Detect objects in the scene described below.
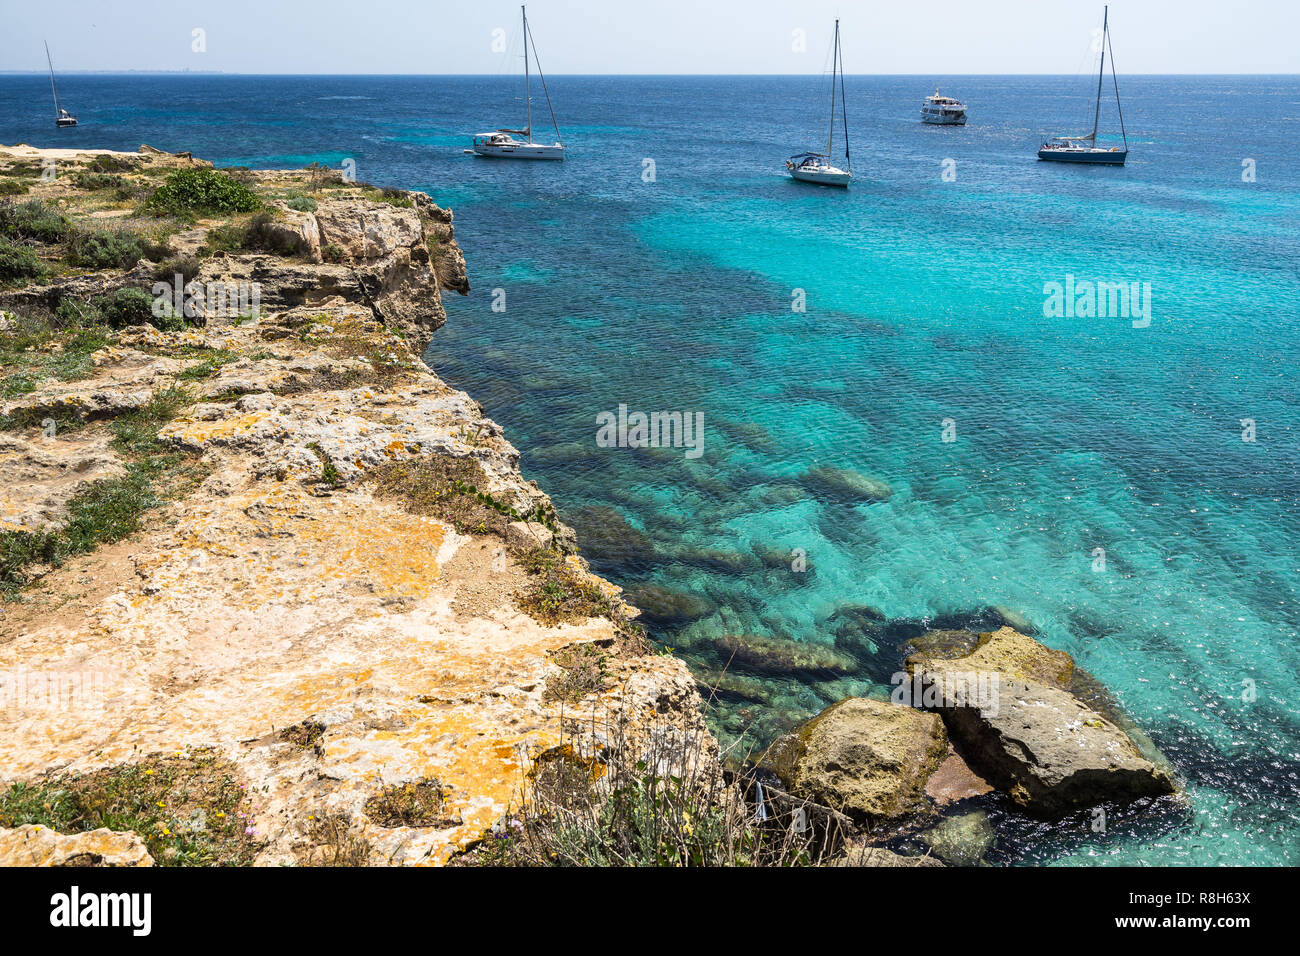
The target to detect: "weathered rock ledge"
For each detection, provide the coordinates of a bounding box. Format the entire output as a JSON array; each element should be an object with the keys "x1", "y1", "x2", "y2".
[{"x1": 0, "y1": 145, "x2": 709, "y2": 866}]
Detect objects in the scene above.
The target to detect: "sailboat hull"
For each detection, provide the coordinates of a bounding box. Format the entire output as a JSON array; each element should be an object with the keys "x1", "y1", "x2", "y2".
[
  {"x1": 55, "y1": 118, "x2": 77, "y2": 128},
  {"x1": 789, "y1": 166, "x2": 851, "y2": 187},
  {"x1": 472, "y1": 142, "x2": 564, "y2": 160},
  {"x1": 1038, "y1": 148, "x2": 1127, "y2": 165}
]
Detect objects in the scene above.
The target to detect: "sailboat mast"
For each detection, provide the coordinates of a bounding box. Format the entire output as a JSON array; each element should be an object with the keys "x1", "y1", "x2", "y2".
[
  {"x1": 839, "y1": 25, "x2": 850, "y2": 169},
  {"x1": 1091, "y1": 6, "x2": 1108, "y2": 141},
  {"x1": 523, "y1": 6, "x2": 532, "y2": 143},
  {"x1": 45, "y1": 41, "x2": 61, "y2": 118},
  {"x1": 1107, "y1": 18, "x2": 1127, "y2": 149},
  {"x1": 827, "y1": 19, "x2": 839, "y2": 157}
]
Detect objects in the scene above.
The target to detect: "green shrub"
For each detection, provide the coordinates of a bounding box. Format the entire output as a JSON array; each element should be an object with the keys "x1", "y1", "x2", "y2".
[
  {"x1": 53, "y1": 296, "x2": 101, "y2": 328},
  {"x1": 0, "y1": 179, "x2": 29, "y2": 197},
  {"x1": 379, "y1": 188, "x2": 414, "y2": 208},
  {"x1": 0, "y1": 199, "x2": 69, "y2": 243},
  {"x1": 87, "y1": 154, "x2": 138, "y2": 173},
  {"x1": 153, "y1": 253, "x2": 201, "y2": 284},
  {"x1": 72, "y1": 171, "x2": 125, "y2": 191},
  {"x1": 65, "y1": 229, "x2": 158, "y2": 270},
  {"x1": 145, "y1": 168, "x2": 262, "y2": 217},
  {"x1": 243, "y1": 212, "x2": 308, "y2": 256},
  {"x1": 285, "y1": 194, "x2": 318, "y2": 213},
  {"x1": 93, "y1": 287, "x2": 160, "y2": 328},
  {"x1": 0, "y1": 239, "x2": 47, "y2": 285}
]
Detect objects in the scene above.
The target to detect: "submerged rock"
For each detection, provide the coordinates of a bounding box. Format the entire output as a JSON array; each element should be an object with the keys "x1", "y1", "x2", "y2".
[
  {"x1": 800, "y1": 465, "x2": 893, "y2": 503},
  {"x1": 829, "y1": 604, "x2": 889, "y2": 663},
  {"x1": 622, "y1": 583, "x2": 715, "y2": 630},
  {"x1": 673, "y1": 545, "x2": 756, "y2": 574},
  {"x1": 919, "y1": 809, "x2": 996, "y2": 867},
  {"x1": 566, "y1": 505, "x2": 658, "y2": 572},
  {"x1": 714, "y1": 633, "x2": 857, "y2": 678},
  {"x1": 758, "y1": 697, "x2": 947, "y2": 826}
]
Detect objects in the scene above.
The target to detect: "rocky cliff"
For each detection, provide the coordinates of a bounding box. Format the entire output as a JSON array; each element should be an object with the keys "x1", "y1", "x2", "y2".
[{"x1": 0, "y1": 145, "x2": 709, "y2": 865}]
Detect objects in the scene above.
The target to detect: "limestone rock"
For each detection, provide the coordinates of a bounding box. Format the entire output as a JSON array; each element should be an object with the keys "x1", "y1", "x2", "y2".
[
  {"x1": 924, "y1": 748, "x2": 994, "y2": 806},
  {"x1": 0, "y1": 825, "x2": 153, "y2": 867},
  {"x1": 262, "y1": 206, "x2": 322, "y2": 262},
  {"x1": 907, "y1": 627, "x2": 1176, "y2": 816},
  {"x1": 505, "y1": 520, "x2": 554, "y2": 552},
  {"x1": 925, "y1": 670, "x2": 1174, "y2": 817},
  {"x1": 0, "y1": 347, "x2": 197, "y2": 423},
  {"x1": 0, "y1": 430, "x2": 125, "y2": 532},
  {"x1": 759, "y1": 697, "x2": 947, "y2": 825},
  {"x1": 907, "y1": 625, "x2": 1074, "y2": 688}
]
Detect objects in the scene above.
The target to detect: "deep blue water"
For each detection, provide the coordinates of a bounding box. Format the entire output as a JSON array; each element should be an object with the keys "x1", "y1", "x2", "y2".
[{"x1": 2, "y1": 73, "x2": 1298, "y2": 866}]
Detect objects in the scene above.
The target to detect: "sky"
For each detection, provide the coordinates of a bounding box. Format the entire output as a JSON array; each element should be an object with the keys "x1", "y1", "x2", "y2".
[{"x1": 1, "y1": 0, "x2": 1297, "y2": 75}]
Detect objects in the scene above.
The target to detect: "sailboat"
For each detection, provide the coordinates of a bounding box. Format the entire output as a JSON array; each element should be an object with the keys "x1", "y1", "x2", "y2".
[
  {"x1": 45, "y1": 41, "x2": 77, "y2": 128},
  {"x1": 786, "y1": 19, "x2": 851, "y2": 187},
  {"x1": 471, "y1": 6, "x2": 563, "y2": 160},
  {"x1": 1038, "y1": 6, "x2": 1127, "y2": 165}
]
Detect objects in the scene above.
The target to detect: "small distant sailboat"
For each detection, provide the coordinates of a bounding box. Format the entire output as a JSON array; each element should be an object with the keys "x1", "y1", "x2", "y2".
[
  {"x1": 921, "y1": 86, "x2": 967, "y2": 125},
  {"x1": 471, "y1": 6, "x2": 563, "y2": 160},
  {"x1": 786, "y1": 19, "x2": 851, "y2": 187},
  {"x1": 46, "y1": 41, "x2": 77, "y2": 128},
  {"x1": 1039, "y1": 6, "x2": 1128, "y2": 165}
]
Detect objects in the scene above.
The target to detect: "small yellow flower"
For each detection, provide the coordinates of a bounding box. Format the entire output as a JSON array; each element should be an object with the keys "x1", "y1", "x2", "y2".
[{"x1": 161, "y1": 828, "x2": 171, "y2": 836}]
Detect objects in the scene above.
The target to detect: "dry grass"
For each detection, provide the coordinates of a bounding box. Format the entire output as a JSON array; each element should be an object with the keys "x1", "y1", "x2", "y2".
[
  {"x1": 461, "y1": 712, "x2": 844, "y2": 867},
  {"x1": 363, "y1": 779, "x2": 459, "y2": 828},
  {"x1": 305, "y1": 812, "x2": 373, "y2": 866}
]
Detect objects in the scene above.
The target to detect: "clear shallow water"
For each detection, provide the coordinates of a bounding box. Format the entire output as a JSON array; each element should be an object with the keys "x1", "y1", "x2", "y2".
[{"x1": 2, "y1": 74, "x2": 1297, "y2": 865}]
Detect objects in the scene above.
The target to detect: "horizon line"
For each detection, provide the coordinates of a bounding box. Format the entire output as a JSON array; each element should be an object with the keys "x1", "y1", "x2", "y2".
[{"x1": 3, "y1": 71, "x2": 1300, "y2": 78}]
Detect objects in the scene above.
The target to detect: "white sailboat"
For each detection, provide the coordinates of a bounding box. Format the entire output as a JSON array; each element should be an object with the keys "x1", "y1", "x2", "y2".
[
  {"x1": 472, "y1": 6, "x2": 563, "y2": 160},
  {"x1": 786, "y1": 20, "x2": 851, "y2": 187},
  {"x1": 46, "y1": 41, "x2": 77, "y2": 128}
]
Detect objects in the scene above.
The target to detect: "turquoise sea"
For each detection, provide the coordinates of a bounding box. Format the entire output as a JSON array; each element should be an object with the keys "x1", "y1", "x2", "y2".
[{"x1": 1, "y1": 73, "x2": 1297, "y2": 865}]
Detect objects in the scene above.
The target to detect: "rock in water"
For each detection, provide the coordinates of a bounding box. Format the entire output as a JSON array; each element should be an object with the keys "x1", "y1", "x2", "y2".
[
  {"x1": 908, "y1": 631, "x2": 1176, "y2": 817},
  {"x1": 800, "y1": 466, "x2": 893, "y2": 503},
  {"x1": 907, "y1": 625, "x2": 1075, "y2": 688},
  {"x1": 919, "y1": 809, "x2": 996, "y2": 866},
  {"x1": 759, "y1": 697, "x2": 947, "y2": 826},
  {"x1": 622, "y1": 583, "x2": 715, "y2": 629},
  {"x1": 714, "y1": 633, "x2": 858, "y2": 678}
]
